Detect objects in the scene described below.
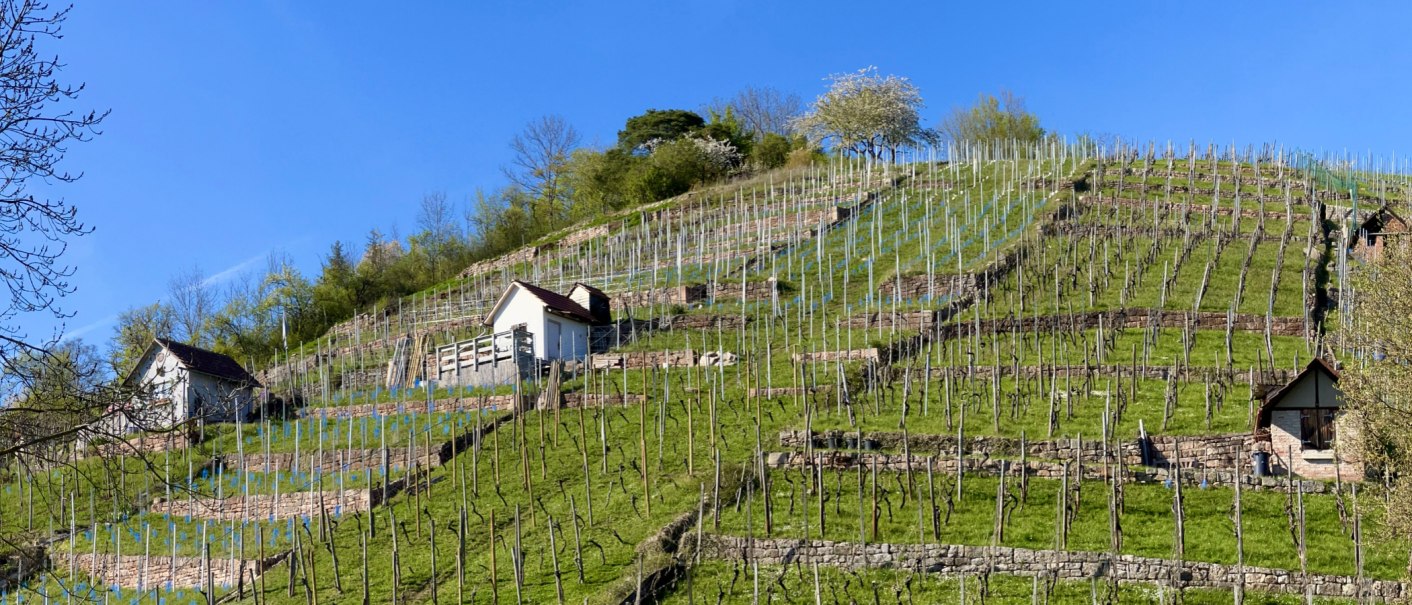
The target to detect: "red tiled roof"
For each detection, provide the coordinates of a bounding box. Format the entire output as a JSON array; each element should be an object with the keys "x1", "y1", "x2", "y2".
[{"x1": 483, "y1": 281, "x2": 597, "y2": 326}]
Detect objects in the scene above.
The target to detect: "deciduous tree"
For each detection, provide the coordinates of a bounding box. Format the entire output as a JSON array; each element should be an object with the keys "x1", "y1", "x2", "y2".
[
  {"x1": 1338, "y1": 237, "x2": 1412, "y2": 539},
  {"x1": 938, "y1": 90, "x2": 1045, "y2": 147},
  {"x1": 793, "y1": 67, "x2": 930, "y2": 161}
]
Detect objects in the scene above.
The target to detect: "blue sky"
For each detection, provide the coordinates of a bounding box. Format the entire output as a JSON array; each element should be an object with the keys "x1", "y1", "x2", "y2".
[{"x1": 23, "y1": 1, "x2": 1412, "y2": 348}]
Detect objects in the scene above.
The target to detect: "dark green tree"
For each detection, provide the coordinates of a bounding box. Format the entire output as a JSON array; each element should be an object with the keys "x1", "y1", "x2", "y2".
[
  {"x1": 754, "y1": 133, "x2": 793, "y2": 169},
  {"x1": 617, "y1": 109, "x2": 705, "y2": 151}
]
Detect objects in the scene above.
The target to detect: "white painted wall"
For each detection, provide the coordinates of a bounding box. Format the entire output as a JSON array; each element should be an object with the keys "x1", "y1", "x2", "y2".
[
  {"x1": 489, "y1": 284, "x2": 591, "y2": 361},
  {"x1": 118, "y1": 345, "x2": 256, "y2": 433},
  {"x1": 546, "y1": 316, "x2": 590, "y2": 361},
  {"x1": 126, "y1": 347, "x2": 187, "y2": 431}
]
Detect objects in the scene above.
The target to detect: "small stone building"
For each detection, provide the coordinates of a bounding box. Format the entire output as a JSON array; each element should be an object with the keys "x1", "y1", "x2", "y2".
[
  {"x1": 1254, "y1": 358, "x2": 1363, "y2": 480},
  {"x1": 108, "y1": 338, "x2": 261, "y2": 434},
  {"x1": 1349, "y1": 205, "x2": 1408, "y2": 263},
  {"x1": 484, "y1": 281, "x2": 610, "y2": 362}
]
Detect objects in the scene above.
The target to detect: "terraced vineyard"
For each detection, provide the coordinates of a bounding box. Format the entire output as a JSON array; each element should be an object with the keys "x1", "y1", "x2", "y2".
[{"x1": 7, "y1": 143, "x2": 1411, "y2": 604}]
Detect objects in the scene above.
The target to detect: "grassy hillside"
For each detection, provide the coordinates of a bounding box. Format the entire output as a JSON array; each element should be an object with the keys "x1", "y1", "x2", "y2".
[{"x1": 7, "y1": 145, "x2": 1408, "y2": 604}]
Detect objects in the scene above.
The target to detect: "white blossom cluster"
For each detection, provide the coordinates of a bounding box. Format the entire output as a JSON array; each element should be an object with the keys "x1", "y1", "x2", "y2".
[{"x1": 686, "y1": 136, "x2": 742, "y2": 172}]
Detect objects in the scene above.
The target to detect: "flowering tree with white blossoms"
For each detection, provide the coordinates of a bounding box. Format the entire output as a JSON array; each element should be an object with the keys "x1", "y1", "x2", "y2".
[
  {"x1": 794, "y1": 67, "x2": 933, "y2": 161},
  {"x1": 688, "y1": 136, "x2": 743, "y2": 175}
]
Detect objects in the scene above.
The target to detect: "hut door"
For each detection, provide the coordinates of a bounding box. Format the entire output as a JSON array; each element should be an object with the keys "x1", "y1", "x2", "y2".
[{"x1": 546, "y1": 319, "x2": 562, "y2": 359}]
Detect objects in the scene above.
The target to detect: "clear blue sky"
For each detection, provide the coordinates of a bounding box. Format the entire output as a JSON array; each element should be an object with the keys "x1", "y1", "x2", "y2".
[{"x1": 26, "y1": 1, "x2": 1412, "y2": 347}]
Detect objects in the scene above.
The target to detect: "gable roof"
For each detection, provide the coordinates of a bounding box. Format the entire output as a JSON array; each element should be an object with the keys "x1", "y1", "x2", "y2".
[
  {"x1": 125, "y1": 339, "x2": 262, "y2": 387},
  {"x1": 483, "y1": 281, "x2": 596, "y2": 326},
  {"x1": 569, "y1": 282, "x2": 608, "y2": 299},
  {"x1": 1352, "y1": 205, "x2": 1409, "y2": 246},
  {"x1": 1255, "y1": 357, "x2": 1340, "y2": 432}
]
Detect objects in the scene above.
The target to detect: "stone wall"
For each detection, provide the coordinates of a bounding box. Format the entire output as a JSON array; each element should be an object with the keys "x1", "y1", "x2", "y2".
[
  {"x1": 90, "y1": 432, "x2": 191, "y2": 458},
  {"x1": 222, "y1": 447, "x2": 439, "y2": 474},
  {"x1": 457, "y1": 246, "x2": 538, "y2": 280},
  {"x1": 298, "y1": 395, "x2": 519, "y2": 419},
  {"x1": 763, "y1": 450, "x2": 1336, "y2": 494},
  {"x1": 590, "y1": 350, "x2": 697, "y2": 369},
  {"x1": 918, "y1": 364, "x2": 1295, "y2": 386},
  {"x1": 557, "y1": 223, "x2": 611, "y2": 248},
  {"x1": 876, "y1": 275, "x2": 979, "y2": 303},
  {"x1": 557, "y1": 393, "x2": 647, "y2": 408},
  {"x1": 612, "y1": 285, "x2": 708, "y2": 309},
  {"x1": 710, "y1": 279, "x2": 779, "y2": 303},
  {"x1": 149, "y1": 489, "x2": 375, "y2": 521},
  {"x1": 840, "y1": 311, "x2": 939, "y2": 331},
  {"x1": 692, "y1": 535, "x2": 1403, "y2": 600},
  {"x1": 782, "y1": 429, "x2": 1271, "y2": 476},
  {"x1": 1268, "y1": 410, "x2": 1364, "y2": 480},
  {"x1": 792, "y1": 349, "x2": 879, "y2": 364},
  {"x1": 69, "y1": 553, "x2": 285, "y2": 590}
]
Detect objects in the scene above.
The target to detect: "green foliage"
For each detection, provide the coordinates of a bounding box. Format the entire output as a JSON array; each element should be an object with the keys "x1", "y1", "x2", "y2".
[
  {"x1": 109, "y1": 303, "x2": 173, "y2": 374},
  {"x1": 940, "y1": 90, "x2": 1045, "y2": 146},
  {"x1": 311, "y1": 241, "x2": 356, "y2": 323},
  {"x1": 564, "y1": 147, "x2": 642, "y2": 219},
  {"x1": 795, "y1": 67, "x2": 931, "y2": 160},
  {"x1": 754, "y1": 133, "x2": 793, "y2": 169},
  {"x1": 700, "y1": 106, "x2": 753, "y2": 158},
  {"x1": 617, "y1": 108, "x2": 705, "y2": 151}
]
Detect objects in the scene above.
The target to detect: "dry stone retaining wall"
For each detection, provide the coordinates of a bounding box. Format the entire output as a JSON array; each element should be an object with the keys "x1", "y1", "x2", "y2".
[
  {"x1": 149, "y1": 489, "x2": 374, "y2": 521},
  {"x1": 764, "y1": 450, "x2": 1335, "y2": 494},
  {"x1": 612, "y1": 285, "x2": 708, "y2": 309},
  {"x1": 590, "y1": 350, "x2": 697, "y2": 369},
  {"x1": 792, "y1": 349, "x2": 879, "y2": 363},
  {"x1": 69, "y1": 553, "x2": 283, "y2": 590},
  {"x1": 781, "y1": 430, "x2": 1259, "y2": 474},
  {"x1": 457, "y1": 246, "x2": 538, "y2": 280},
  {"x1": 841, "y1": 310, "x2": 939, "y2": 331},
  {"x1": 876, "y1": 275, "x2": 980, "y2": 304},
  {"x1": 692, "y1": 535, "x2": 1403, "y2": 600},
  {"x1": 223, "y1": 447, "x2": 439, "y2": 474},
  {"x1": 915, "y1": 364, "x2": 1294, "y2": 386},
  {"x1": 299, "y1": 395, "x2": 518, "y2": 419}
]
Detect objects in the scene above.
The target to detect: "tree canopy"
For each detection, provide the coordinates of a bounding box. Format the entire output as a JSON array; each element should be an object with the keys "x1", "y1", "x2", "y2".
[
  {"x1": 793, "y1": 67, "x2": 931, "y2": 161},
  {"x1": 1337, "y1": 237, "x2": 1412, "y2": 539},
  {"x1": 617, "y1": 109, "x2": 706, "y2": 151},
  {"x1": 939, "y1": 90, "x2": 1045, "y2": 146}
]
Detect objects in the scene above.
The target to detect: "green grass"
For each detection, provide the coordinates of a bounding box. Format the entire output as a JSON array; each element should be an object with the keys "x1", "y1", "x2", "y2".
[
  {"x1": 661, "y1": 561, "x2": 1352, "y2": 604},
  {"x1": 714, "y1": 471, "x2": 1404, "y2": 580},
  {"x1": 808, "y1": 375, "x2": 1253, "y2": 439}
]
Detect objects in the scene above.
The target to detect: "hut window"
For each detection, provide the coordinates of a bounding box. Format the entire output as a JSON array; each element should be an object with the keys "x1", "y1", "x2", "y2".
[{"x1": 1299, "y1": 408, "x2": 1336, "y2": 450}]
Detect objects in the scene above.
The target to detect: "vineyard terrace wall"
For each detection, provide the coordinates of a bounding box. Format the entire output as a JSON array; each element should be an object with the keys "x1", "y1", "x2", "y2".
[{"x1": 691, "y1": 535, "x2": 1404, "y2": 600}]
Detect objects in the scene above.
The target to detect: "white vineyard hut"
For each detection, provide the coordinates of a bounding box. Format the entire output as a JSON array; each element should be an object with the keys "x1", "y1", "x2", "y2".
[{"x1": 484, "y1": 281, "x2": 610, "y2": 361}]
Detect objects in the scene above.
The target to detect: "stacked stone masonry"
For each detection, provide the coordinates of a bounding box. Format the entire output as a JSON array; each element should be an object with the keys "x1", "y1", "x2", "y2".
[
  {"x1": 915, "y1": 364, "x2": 1295, "y2": 386},
  {"x1": 222, "y1": 447, "x2": 439, "y2": 474},
  {"x1": 299, "y1": 395, "x2": 518, "y2": 419},
  {"x1": 69, "y1": 553, "x2": 284, "y2": 590},
  {"x1": 763, "y1": 450, "x2": 1336, "y2": 494},
  {"x1": 149, "y1": 489, "x2": 375, "y2": 521},
  {"x1": 792, "y1": 349, "x2": 879, "y2": 363},
  {"x1": 693, "y1": 535, "x2": 1403, "y2": 600},
  {"x1": 590, "y1": 350, "x2": 697, "y2": 369},
  {"x1": 778, "y1": 429, "x2": 1350, "y2": 488}
]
